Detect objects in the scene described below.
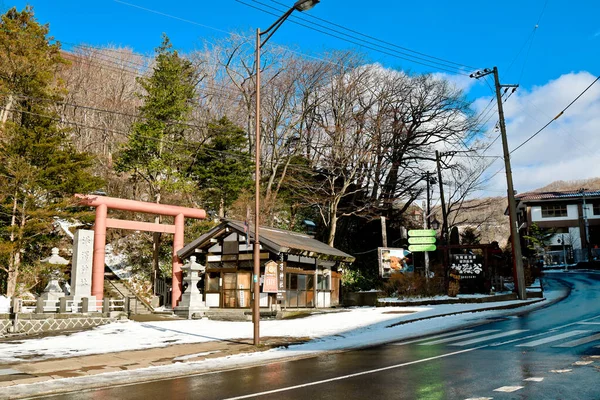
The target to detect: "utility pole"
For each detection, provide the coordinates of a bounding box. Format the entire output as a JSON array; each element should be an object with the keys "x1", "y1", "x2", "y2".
[
  {"x1": 580, "y1": 188, "x2": 591, "y2": 262},
  {"x1": 435, "y1": 151, "x2": 451, "y2": 291},
  {"x1": 470, "y1": 67, "x2": 526, "y2": 300},
  {"x1": 422, "y1": 201, "x2": 430, "y2": 282},
  {"x1": 425, "y1": 171, "x2": 432, "y2": 229},
  {"x1": 381, "y1": 216, "x2": 388, "y2": 248},
  {"x1": 561, "y1": 234, "x2": 567, "y2": 271},
  {"x1": 435, "y1": 151, "x2": 449, "y2": 244}
]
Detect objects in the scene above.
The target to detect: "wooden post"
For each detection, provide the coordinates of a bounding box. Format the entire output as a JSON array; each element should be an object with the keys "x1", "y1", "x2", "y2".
[{"x1": 381, "y1": 216, "x2": 388, "y2": 247}]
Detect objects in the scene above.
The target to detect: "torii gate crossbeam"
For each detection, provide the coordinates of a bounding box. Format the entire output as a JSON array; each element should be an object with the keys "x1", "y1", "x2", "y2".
[{"x1": 77, "y1": 194, "x2": 206, "y2": 307}]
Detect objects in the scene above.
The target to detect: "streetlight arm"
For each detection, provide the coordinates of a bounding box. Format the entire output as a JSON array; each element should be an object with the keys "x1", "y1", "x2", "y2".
[
  {"x1": 259, "y1": 7, "x2": 295, "y2": 47},
  {"x1": 259, "y1": 0, "x2": 319, "y2": 47}
]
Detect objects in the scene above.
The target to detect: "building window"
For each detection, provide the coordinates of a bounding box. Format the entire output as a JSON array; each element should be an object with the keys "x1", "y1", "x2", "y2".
[
  {"x1": 594, "y1": 203, "x2": 600, "y2": 215},
  {"x1": 286, "y1": 273, "x2": 315, "y2": 308},
  {"x1": 541, "y1": 205, "x2": 567, "y2": 218}
]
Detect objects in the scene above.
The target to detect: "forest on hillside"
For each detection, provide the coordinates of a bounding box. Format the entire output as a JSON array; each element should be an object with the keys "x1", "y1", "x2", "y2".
[{"x1": 0, "y1": 6, "x2": 520, "y2": 297}]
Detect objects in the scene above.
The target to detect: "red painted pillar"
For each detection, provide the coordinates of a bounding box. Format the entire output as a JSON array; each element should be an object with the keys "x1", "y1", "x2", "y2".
[
  {"x1": 172, "y1": 213, "x2": 185, "y2": 307},
  {"x1": 92, "y1": 203, "x2": 107, "y2": 300}
]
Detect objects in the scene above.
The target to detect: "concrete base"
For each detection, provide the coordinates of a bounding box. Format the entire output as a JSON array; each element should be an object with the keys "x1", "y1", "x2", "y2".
[{"x1": 173, "y1": 303, "x2": 209, "y2": 319}]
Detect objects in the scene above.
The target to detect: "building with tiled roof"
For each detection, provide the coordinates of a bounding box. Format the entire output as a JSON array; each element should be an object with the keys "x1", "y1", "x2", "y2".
[
  {"x1": 515, "y1": 190, "x2": 600, "y2": 263},
  {"x1": 177, "y1": 220, "x2": 355, "y2": 309}
]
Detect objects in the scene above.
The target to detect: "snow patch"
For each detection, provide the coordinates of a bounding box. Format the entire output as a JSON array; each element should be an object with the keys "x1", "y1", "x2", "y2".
[{"x1": 0, "y1": 296, "x2": 10, "y2": 314}]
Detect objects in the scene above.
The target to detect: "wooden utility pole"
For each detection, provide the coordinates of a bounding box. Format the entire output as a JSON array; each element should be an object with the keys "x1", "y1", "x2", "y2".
[
  {"x1": 425, "y1": 171, "x2": 432, "y2": 229},
  {"x1": 381, "y1": 216, "x2": 388, "y2": 248},
  {"x1": 470, "y1": 67, "x2": 526, "y2": 300},
  {"x1": 580, "y1": 188, "x2": 591, "y2": 262},
  {"x1": 435, "y1": 151, "x2": 449, "y2": 243}
]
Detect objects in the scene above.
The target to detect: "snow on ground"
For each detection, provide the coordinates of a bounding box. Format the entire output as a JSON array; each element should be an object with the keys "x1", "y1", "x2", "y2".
[
  {"x1": 0, "y1": 286, "x2": 566, "y2": 365},
  {"x1": 0, "y1": 296, "x2": 10, "y2": 314},
  {"x1": 104, "y1": 244, "x2": 132, "y2": 279}
]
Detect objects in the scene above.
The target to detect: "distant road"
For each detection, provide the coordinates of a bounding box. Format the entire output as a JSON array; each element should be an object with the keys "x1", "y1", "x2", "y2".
[{"x1": 48, "y1": 272, "x2": 600, "y2": 400}]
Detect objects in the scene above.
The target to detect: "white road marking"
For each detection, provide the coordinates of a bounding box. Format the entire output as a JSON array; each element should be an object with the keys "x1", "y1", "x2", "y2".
[
  {"x1": 554, "y1": 332, "x2": 600, "y2": 348},
  {"x1": 464, "y1": 397, "x2": 493, "y2": 400},
  {"x1": 491, "y1": 330, "x2": 552, "y2": 347},
  {"x1": 420, "y1": 330, "x2": 499, "y2": 345},
  {"x1": 524, "y1": 377, "x2": 544, "y2": 382},
  {"x1": 550, "y1": 369, "x2": 572, "y2": 373},
  {"x1": 577, "y1": 322, "x2": 600, "y2": 325},
  {"x1": 450, "y1": 330, "x2": 528, "y2": 346},
  {"x1": 494, "y1": 386, "x2": 523, "y2": 392},
  {"x1": 516, "y1": 330, "x2": 590, "y2": 347},
  {"x1": 548, "y1": 314, "x2": 600, "y2": 332},
  {"x1": 391, "y1": 330, "x2": 473, "y2": 346},
  {"x1": 222, "y1": 346, "x2": 487, "y2": 400},
  {"x1": 573, "y1": 361, "x2": 594, "y2": 366}
]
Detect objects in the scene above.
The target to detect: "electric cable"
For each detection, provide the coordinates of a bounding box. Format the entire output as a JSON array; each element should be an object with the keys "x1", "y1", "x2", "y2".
[{"x1": 511, "y1": 74, "x2": 600, "y2": 154}]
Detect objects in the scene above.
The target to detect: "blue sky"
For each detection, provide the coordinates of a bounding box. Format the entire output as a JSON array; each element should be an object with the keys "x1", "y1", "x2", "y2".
[
  {"x1": 5, "y1": 0, "x2": 597, "y2": 90},
  {"x1": 3, "y1": 0, "x2": 600, "y2": 194}
]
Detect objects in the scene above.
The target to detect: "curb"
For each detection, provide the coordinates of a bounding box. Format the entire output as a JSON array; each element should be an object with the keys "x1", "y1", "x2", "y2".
[{"x1": 385, "y1": 297, "x2": 548, "y2": 328}]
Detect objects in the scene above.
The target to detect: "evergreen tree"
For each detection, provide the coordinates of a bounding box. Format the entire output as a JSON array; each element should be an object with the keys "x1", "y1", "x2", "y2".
[
  {"x1": 115, "y1": 34, "x2": 198, "y2": 204},
  {"x1": 523, "y1": 222, "x2": 555, "y2": 258},
  {"x1": 189, "y1": 117, "x2": 253, "y2": 217},
  {"x1": 460, "y1": 227, "x2": 481, "y2": 245},
  {"x1": 0, "y1": 7, "x2": 102, "y2": 296},
  {"x1": 114, "y1": 35, "x2": 199, "y2": 287}
]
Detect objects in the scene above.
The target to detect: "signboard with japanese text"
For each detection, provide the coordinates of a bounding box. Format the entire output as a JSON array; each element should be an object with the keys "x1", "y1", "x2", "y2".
[
  {"x1": 408, "y1": 244, "x2": 437, "y2": 252},
  {"x1": 263, "y1": 260, "x2": 278, "y2": 293},
  {"x1": 277, "y1": 261, "x2": 285, "y2": 300},
  {"x1": 408, "y1": 230, "x2": 437, "y2": 251},
  {"x1": 407, "y1": 229, "x2": 437, "y2": 237},
  {"x1": 449, "y1": 254, "x2": 485, "y2": 293},
  {"x1": 408, "y1": 236, "x2": 436, "y2": 244}
]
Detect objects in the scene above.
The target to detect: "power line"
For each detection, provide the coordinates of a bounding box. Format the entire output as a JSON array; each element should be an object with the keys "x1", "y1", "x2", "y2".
[
  {"x1": 112, "y1": 0, "x2": 344, "y2": 69},
  {"x1": 511, "y1": 74, "x2": 600, "y2": 154},
  {"x1": 256, "y1": 0, "x2": 477, "y2": 71},
  {"x1": 236, "y1": 0, "x2": 474, "y2": 76}
]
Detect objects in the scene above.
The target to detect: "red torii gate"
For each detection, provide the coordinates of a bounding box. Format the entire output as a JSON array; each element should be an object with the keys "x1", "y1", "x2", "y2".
[{"x1": 77, "y1": 194, "x2": 206, "y2": 306}]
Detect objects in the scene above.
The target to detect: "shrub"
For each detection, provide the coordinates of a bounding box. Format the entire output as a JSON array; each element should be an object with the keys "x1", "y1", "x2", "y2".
[
  {"x1": 383, "y1": 273, "x2": 446, "y2": 298},
  {"x1": 448, "y1": 281, "x2": 460, "y2": 297}
]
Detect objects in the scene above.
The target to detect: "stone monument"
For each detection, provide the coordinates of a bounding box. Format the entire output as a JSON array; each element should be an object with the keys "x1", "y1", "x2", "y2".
[
  {"x1": 69, "y1": 229, "x2": 96, "y2": 311},
  {"x1": 37, "y1": 270, "x2": 66, "y2": 312},
  {"x1": 38, "y1": 248, "x2": 70, "y2": 312},
  {"x1": 174, "y1": 256, "x2": 208, "y2": 319}
]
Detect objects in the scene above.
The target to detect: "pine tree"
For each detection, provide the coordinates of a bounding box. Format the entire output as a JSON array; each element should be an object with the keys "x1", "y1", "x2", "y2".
[
  {"x1": 189, "y1": 117, "x2": 253, "y2": 217},
  {"x1": 115, "y1": 34, "x2": 198, "y2": 204},
  {"x1": 523, "y1": 223, "x2": 555, "y2": 258},
  {"x1": 114, "y1": 35, "x2": 199, "y2": 287},
  {"x1": 0, "y1": 7, "x2": 102, "y2": 296}
]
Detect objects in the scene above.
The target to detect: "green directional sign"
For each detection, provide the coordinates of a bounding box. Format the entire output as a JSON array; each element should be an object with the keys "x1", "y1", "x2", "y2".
[
  {"x1": 408, "y1": 244, "x2": 437, "y2": 252},
  {"x1": 408, "y1": 236, "x2": 437, "y2": 244},
  {"x1": 408, "y1": 229, "x2": 437, "y2": 237}
]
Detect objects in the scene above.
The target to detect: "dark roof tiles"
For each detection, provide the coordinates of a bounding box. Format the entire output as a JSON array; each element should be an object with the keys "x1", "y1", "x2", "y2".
[{"x1": 516, "y1": 190, "x2": 600, "y2": 201}]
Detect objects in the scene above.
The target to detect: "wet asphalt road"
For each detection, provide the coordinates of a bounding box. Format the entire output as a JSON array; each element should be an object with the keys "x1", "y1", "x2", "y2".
[{"x1": 44, "y1": 272, "x2": 600, "y2": 400}]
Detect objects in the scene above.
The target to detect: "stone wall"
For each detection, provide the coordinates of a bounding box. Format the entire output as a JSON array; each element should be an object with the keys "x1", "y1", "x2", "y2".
[{"x1": 0, "y1": 313, "x2": 122, "y2": 338}]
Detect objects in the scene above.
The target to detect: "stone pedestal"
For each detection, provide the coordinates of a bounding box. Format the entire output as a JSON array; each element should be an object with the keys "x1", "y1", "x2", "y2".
[
  {"x1": 174, "y1": 256, "x2": 208, "y2": 319},
  {"x1": 37, "y1": 272, "x2": 65, "y2": 312}
]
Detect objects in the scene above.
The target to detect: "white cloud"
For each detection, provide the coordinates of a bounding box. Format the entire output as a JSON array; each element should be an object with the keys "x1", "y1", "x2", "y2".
[
  {"x1": 474, "y1": 71, "x2": 600, "y2": 195},
  {"x1": 432, "y1": 72, "x2": 476, "y2": 93}
]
